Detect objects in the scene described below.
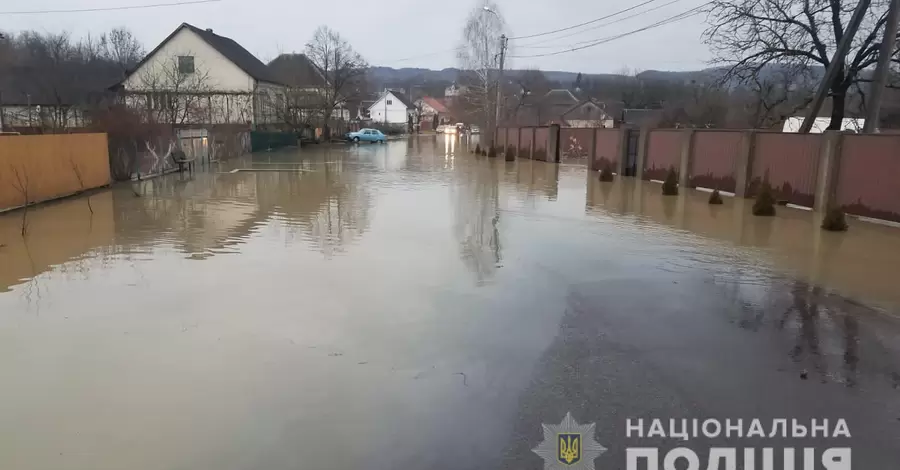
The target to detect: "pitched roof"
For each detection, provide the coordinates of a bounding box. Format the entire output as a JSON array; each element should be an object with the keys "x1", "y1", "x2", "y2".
[
  {"x1": 542, "y1": 89, "x2": 579, "y2": 106},
  {"x1": 562, "y1": 100, "x2": 625, "y2": 122},
  {"x1": 267, "y1": 53, "x2": 326, "y2": 88},
  {"x1": 420, "y1": 96, "x2": 449, "y2": 114},
  {"x1": 125, "y1": 23, "x2": 281, "y2": 86},
  {"x1": 1, "y1": 64, "x2": 120, "y2": 105},
  {"x1": 369, "y1": 90, "x2": 414, "y2": 110}
]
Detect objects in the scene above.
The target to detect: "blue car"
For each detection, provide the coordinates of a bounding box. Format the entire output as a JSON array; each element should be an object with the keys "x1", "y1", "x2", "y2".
[{"x1": 346, "y1": 128, "x2": 386, "y2": 143}]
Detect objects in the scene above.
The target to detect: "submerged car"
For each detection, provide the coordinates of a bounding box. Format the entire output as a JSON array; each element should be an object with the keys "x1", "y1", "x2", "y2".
[{"x1": 346, "y1": 128, "x2": 386, "y2": 143}]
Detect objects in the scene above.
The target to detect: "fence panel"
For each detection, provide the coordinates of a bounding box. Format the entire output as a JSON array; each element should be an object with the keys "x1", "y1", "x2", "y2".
[
  {"x1": 519, "y1": 127, "x2": 533, "y2": 159},
  {"x1": 534, "y1": 127, "x2": 549, "y2": 161},
  {"x1": 560, "y1": 128, "x2": 593, "y2": 160},
  {"x1": 690, "y1": 131, "x2": 742, "y2": 192},
  {"x1": 751, "y1": 133, "x2": 821, "y2": 207},
  {"x1": 506, "y1": 128, "x2": 520, "y2": 158},
  {"x1": 837, "y1": 134, "x2": 900, "y2": 222},
  {"x1": 497, "y1": 128, "x2": 508, "y2": 150},
  {"x1": 594, "y1": 129, "x2": 620, "y2": 170},
  {"x1": 0, "y1": 133, "x2": 110, "y2": 211},
  {"x1": 251, "y1": 131, "x2": 297, "y2": 152},
  {"x1": 644, "y1": 130, "x2": 683, "y2": 180}
]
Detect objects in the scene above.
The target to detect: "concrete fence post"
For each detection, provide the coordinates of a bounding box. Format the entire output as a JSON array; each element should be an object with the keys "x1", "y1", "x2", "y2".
[
  {"x1": 549, "y1": 125, "x2": 561, "y2": 163},
  {"x1": 635, "y1": 127, "x2": 651, "y2": 180},
  {"x1": 814, "y1": 130, "x2": 844, "y2": 212},
  {"x1": 734, "y1": 130, "x2": 757, "y2": 198},
  {"x1": 678, "y1": 129, "x2": 696, "y2": 188},
  {"x1": 616, "y1": 127, "x2": 629, "y2": 176},
  {"x1": 530, "y1": 127, "x2": 537, "y2": 160}
]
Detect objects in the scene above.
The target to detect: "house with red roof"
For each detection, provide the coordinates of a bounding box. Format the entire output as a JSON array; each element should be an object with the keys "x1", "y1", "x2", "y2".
[{"x1": 414, "y1": 96, "x2": 452, "y2": 131}]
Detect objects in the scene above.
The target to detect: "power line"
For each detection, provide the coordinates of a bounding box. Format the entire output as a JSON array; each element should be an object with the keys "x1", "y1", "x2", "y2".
[
  {"x1": 514, "y1": 0, "x2": 684, "y2": 49},
  {"x1": 0, "y1": 0, "x2": 221, "y2": 15},
  {"x1": 508, "y1": 4, "x2": 709, "y2": 58},
  {"x1": 385, "y1": 47, "x2": 464, "y2": 64},
  {"x1": 507, "y1": 0, "x2": 662, "y2": 40}
]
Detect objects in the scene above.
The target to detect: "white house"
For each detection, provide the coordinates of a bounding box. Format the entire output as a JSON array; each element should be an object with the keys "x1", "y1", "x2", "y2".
[
  {"x1": 118, "y1": 23, "x2": 286, "y2": 128},
  {"x1": 368, "y1": 90, "x2": 416, "y2": 126}
]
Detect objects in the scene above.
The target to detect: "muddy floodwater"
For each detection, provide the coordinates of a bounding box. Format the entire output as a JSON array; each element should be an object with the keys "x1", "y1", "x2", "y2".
[{"x1": 2, "y1": 135, "x2": 900, "y2": 469}]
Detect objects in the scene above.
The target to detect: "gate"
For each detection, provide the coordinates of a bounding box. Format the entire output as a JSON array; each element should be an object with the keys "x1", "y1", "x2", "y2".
[{"x1": 178, "y1": 128, "x2": 209, "y2": 163}]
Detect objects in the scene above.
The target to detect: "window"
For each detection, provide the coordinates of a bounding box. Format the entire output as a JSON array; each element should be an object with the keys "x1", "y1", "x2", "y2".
[
  {"x1": 386, "y1": 99, "x2": 393, "y2": 105},
  {"x1": 178, "y1": 56, "x2": 195, "y2": 74}
]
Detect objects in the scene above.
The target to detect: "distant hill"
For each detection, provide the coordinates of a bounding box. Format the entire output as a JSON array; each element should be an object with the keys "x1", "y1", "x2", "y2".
[
  {"x1": 366, "y1": 64, "x2": 829, "y2": 97},
  {"x1": 368, "y1": 65, "x2": 647, "y2": 87}
]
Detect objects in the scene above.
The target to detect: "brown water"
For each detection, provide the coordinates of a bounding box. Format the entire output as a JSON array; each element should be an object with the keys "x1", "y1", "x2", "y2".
[{"x1": 2, "y1": 135, "x2": 900, "y2": 469}]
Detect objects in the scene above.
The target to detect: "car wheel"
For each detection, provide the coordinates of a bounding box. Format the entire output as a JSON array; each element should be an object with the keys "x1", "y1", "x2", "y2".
[{"x1": 353, "y1": 137, "x2": 360, "y2": 143}]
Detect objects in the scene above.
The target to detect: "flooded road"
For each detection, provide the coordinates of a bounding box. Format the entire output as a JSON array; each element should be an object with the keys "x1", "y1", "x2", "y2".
[{"x1": 1, "y1": 135, "x2": 899, "y2": 469}]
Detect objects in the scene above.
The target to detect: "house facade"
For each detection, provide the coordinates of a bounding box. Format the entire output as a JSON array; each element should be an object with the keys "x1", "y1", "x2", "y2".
[
  {"x1": 414, "y1": 96, "x2": 451, "y2": 131},
  {"x1": 369, "y1": 90, "x2": 416, "y2": 127},
  {"x1": 118, "y1": 23, "x2": 286, "y2": 129},
  {"x1": 561, "y1": 100, "x2": 621, "y2": 128}
]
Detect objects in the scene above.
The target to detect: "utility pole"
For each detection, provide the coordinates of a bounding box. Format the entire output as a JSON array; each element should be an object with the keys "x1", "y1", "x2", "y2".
[
  {"x1": 800, "y1": 0, "x2": 871, "y2": 133},
  {"x1": 494, "y1": 34, "x2": 508, "y2": 144},
  {"x1": 864, "y1": 0, "x2": 900, "y2": 132}
]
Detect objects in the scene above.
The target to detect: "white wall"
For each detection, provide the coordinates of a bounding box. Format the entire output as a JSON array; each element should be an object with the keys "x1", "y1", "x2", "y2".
[
  {"x1": 567, "y1": 119, "x2": 615, "y2": 128},
  {"x1": 369, "y1": 93, "x2": 411, "y2": 125},
  {"x1": 123, "y1": 27, "x2": 255, "y2": 93}
]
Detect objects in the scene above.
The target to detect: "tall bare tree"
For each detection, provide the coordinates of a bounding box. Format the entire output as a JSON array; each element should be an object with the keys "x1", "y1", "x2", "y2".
[
  {"x1": 137, "y1": 54, "x2": 213, "y2": 127},
  {"x1": 704, "y1": 0, "x2": 895, "y2": 129},
  {"x1": 737, "y1": 67, "x2": 816, "y2": 128},
  {"x1": 457, "y1": 0, "x2": 507, "y2": 141},
  {"x1": 103, "y1": 27, "x2": 145, "y2": 73},
  {"x1": 304, "y1": 26, "x2": 368, "y2": 138}
]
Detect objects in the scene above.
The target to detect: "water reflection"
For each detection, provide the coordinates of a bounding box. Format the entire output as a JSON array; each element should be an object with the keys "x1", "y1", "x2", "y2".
[
  {"x1": 585, "y1": 177, "x2": 900, "y2": 390},
  {"x1": 452, "y1": 158, "x2": 502, "y2": 284}
]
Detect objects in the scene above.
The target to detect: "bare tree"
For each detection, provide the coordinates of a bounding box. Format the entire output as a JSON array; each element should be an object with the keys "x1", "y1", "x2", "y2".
[
  {"x1": 9, "y1": 165, "x2": 30, "y2": 236},
  {"x1": 137, "y1": 54, "x2": 213, "y2": 128},
  {"x1": 736, "y1": 67, "x2": 815, "y2": 128},
  {"x1": 262, "y1": 88, "x2": 322, "y2": 133},
  {"x1": 304, "y1": 26, "x2": 368, "y2": 139},
  {"x1": 103, "y1": 28, "x2": 145, "y2": 73},
  {"x1": 457, "y1": 0, "x2": 506, "y2": 141},
  {"x1": 2, "y1": 28, "x2": 139, "y2": 132},
  {"x1": 69, "y1": 158, "x2": 93, "y2": 215},
  {"x1": 704, "y1": 0, "x2": 895, "y2": 129}
]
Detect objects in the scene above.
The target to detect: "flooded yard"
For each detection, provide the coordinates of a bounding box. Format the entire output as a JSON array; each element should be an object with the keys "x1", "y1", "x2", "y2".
[{"x1": 2, "y1": 135, "x2": 899, "y2": 469}]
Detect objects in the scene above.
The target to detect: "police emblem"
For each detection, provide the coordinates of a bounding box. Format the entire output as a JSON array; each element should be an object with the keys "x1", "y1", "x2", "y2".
[{"x1": 532, "y1": 412, "x2": 606, "y2": 469}]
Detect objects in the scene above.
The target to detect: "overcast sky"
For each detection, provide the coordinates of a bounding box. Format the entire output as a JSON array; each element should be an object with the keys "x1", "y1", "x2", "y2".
[{"x1": 2, "y1": 0, "x2": 712, "y2": 73}]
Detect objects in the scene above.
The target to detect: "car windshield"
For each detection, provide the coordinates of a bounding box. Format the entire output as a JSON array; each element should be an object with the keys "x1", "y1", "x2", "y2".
[{"x1": 4, "y1": 2, "x2": 900, "y2": 470}]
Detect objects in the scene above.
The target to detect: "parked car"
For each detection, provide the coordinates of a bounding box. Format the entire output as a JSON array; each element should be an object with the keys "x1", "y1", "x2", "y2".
[{"x1": 346, "y1": 128, "x2": 386, "y2": 143}]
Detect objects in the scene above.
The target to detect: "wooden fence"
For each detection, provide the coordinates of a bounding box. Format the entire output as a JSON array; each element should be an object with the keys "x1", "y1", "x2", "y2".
[{"x1": 0, "y1": 133, "x2": 111, "y2": 212}]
